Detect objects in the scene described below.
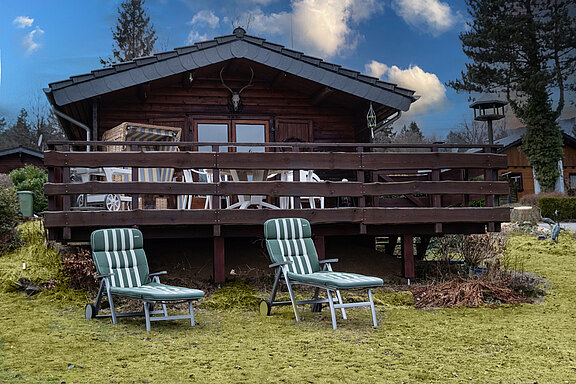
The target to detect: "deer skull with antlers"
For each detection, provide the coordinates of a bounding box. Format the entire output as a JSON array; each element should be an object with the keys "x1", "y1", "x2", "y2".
[{"x1": 220, "y1": 66, "x2": 254, "y2": 113}]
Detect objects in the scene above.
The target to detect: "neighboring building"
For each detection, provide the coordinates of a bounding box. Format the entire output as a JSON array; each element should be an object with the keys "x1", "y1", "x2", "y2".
[
  {"x1": 0, "y1": 146, "x2": 45, "y2": 174},
  {"x1": 497, "y1": 128, "x2": 576, "y2": 200}
]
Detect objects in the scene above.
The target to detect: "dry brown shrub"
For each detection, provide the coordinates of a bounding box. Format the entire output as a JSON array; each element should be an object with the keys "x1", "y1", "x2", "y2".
[
  {"x1": 61, "y1": 248, "x2": 98, "y2": 291},
  {"x1": 411, "y1": 278, "x2": 533, "y2": 308}
]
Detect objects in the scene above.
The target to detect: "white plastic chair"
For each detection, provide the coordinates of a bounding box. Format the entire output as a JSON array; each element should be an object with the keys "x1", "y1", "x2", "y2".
[
  {"x1": 280, "y1": 170, "x2": 325, "y2": 209},
  {"x1": 180, "y1": 169, "x2": 230, "y2": 209}
]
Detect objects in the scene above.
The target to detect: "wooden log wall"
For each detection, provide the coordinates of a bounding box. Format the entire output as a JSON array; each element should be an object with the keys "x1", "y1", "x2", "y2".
[{"x1": 95, "y1": 68, "x2": 362, "y2": 144}]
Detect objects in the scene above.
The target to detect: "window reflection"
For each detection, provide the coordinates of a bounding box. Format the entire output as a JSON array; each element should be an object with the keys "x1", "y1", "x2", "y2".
[
  {"x1": 236, "y1": 124, "x2": 265, "y2": 152},
  {"x1": 197, "y1": 124, "x2": 228, "y2": 152}
]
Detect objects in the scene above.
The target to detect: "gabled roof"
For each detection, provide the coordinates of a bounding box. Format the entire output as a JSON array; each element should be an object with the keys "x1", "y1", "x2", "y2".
[
  {"x1": 496, "y1": 127, "x2": 576, "y2": 152},
  {"x1": 44, "y1": 28, "x2": 416, "y2": 112},
  {"x1": 0, "y1": 146, "x2": 44, "y2": 159}
]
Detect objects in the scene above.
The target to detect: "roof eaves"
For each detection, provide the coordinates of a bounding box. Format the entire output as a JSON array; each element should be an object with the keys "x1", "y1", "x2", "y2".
[
  {"x1": 195, "y1": 40, "x2": 218, "y2": 49},
  {"x1": 174, "y1": 45, "x2": 199, "y2": 55},
  {"x1": 262, "y1": 41, "x2": 284, "y2": 52},
  {"x1": 134, "y1": 56, "x2": 158, "y2": 66},
  {"x1": 70, "y1": 73, "x2": 94, "y2": 84},
  {"x1": 243, "y1": 36, "x2": 265, "y2": 46}
]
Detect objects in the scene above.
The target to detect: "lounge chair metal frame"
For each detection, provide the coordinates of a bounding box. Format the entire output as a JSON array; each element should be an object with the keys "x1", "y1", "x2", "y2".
[
  {"x1": 261, "y1": 218, "x2": 383, "y2": 329},
  {"x1": 86, "y1": 228, "x2": 204, "y2": 331}
]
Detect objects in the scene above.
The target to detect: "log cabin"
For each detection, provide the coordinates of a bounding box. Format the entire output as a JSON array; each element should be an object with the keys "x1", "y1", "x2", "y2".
[
  {"x1": 497, "y1": 128, "x2": 576, "y2": 201},
  {"x1": 0, "y1": 146, "x2": 45, "y2": 174},
  {"x1": 43, "y1": 28, "x2": 510, "y2": 283}
]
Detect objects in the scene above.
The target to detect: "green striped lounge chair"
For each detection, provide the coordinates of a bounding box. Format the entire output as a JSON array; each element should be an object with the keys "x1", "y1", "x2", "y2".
[
  {"x1": 261, "y1": 218, "x2": 384, "y2": 329},
  {"x1": 86, "y1": 228, "x2": 204, "y2": 331}
]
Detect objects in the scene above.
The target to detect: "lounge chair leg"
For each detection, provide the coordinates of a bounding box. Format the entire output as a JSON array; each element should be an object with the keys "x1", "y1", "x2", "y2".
[
  {"x1": 162, "y1": 302, "x2": 168, "y2": 316},
  {"x1": 368, "y1": 289, "x2": 378, "y2": 328},
  {"x1": 335, "y1": 290, "x2": 347, "y2": 320},
  {"x1": 326, "y1": 289, "x2": 338, "y2": 330},
  {"x1": 144, "y1": 301, "x2": 151, "y2": 331},
  {"x1": 189, "y1": 301, "x2": 195, "y2": 326},
  {"x1": 284, "y1": 275, "x2": 300, "y2": 322},
  {"x1": 105, "y1": 282, "x2": 117, "y2": 325},
  {"x1": 269, "y1": 268, "x2": 282, "y2": 308},
  {"x1": 93, "y1": 280, "x2": 106, "y2": 316},
  {"x1": 311, "y1": 287, "x2": 322, "y2": 312}
]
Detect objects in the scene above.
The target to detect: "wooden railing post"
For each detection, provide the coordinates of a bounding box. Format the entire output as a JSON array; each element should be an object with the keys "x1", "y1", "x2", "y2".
[
  {"x1": 292, "y1": 145, "x2": 301, "y2": 209},
  {"x1": 131, "y1": 144, "x2": 140, "y2": 210},
  {"x1": 484, "y1": 146, "x2": 496, "y2": 232},
  {"x1": 357, "y1": 146, "x2": 367, "y2": 234},
  {"x1": 212, "y1": 145, "x2": 221, "y2": 210},
  {"x1": 431, "y1": 145, "x2": 442, "y2": 233},
  {"x1": 62, "y1": 144, "x2": 71, "y2": 241}
]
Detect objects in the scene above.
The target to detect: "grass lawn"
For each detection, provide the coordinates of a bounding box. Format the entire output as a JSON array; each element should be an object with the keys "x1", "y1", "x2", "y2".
[{"x1": 1, "y1": 223, "x2": 575, "y2": 383}]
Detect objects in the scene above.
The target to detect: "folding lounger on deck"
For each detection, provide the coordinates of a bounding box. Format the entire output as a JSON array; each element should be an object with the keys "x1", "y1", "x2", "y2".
[
  {"x1": 261, "y1": 218, "x2": 384, "y2": 329},
  {"x1": 86, "y1": 228, "x2": 204, "y2": 331}
]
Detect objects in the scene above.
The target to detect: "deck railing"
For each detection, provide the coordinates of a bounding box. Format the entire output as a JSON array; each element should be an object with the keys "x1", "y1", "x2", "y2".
[{"x1": 44, "y1": 141, "x2": 510, "y2": 240}]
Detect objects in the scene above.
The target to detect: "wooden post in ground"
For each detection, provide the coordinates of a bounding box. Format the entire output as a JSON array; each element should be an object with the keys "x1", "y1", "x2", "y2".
[
  {"x1": 213, "y1": 237, "x2": 225, "y2": 284},
  {"x1": 385, "y1": 236, "x2": 398, "y2": 256},
  {"x1": 402, "y1": 234, "x2": 415, "y2": 280}
]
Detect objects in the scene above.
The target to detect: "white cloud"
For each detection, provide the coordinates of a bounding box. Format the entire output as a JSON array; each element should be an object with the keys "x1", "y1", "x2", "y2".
[
  {"x1": 23, "y1": 26, "x2": 44, "y2": 55},
  {"x1": 13, "y1": 16, "x2": 34, "y2": 28},
  {"x1": 366, "y1": 60, "x2": 447, "y2": 117},
  {"x1": 392, "y1": 0, "x2": 460, "y2": 36},
  {"x1": 245, "y1": 8, "x2": 292, "y2": 36},
  {"x1": 187, "y1": 30, "x2": 209, "y2": 44},
  {"x1": 238, "y1": 0, "x2": 279, "y2": 4},
  {"x1": 246, "y1": 0, "x2": 383, "y2": 58},
  {"x1": 188, "y1": 10, "x2": 220, "y2": 29}
]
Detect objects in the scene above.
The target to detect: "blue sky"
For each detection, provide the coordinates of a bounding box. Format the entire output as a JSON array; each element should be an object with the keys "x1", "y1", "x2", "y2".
[{"x1": 1, "y1": 0, "x2": 573, "y2": 138}]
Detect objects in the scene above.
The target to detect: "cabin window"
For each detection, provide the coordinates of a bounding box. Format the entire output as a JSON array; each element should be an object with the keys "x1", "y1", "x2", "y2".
[
  {"x1": 197, "y1": 123, "x2": 229, "y2": 152},
  {"x1": 193, "y1": 120, "x2": 269, "y2": 152},
  {"x1": 235, "y1": 123, "x2": 266, "y2": 152},
  {"x1": 569, "y1": 174, "x2": 576, "y2": 190},
  {"x1": 508, "y1": 172, "x2": 524, "y2": 192}
]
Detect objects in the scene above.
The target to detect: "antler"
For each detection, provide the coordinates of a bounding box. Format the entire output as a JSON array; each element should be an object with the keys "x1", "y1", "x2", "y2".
[
  {"x1": 220, "y1": 67, "x2": 233, "y2": 93},
  {"x1": 238, "y1": 66, "x2": 254, "y2": 94}
]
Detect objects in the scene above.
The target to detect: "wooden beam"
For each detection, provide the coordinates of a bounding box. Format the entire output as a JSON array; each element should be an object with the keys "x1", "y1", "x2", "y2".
[
  {"x1": 402, "y1": 234, "x2": 415, "y2": 279},
  {"x1": 43, "y1": 207, "x2": 510, "y2": 229}
]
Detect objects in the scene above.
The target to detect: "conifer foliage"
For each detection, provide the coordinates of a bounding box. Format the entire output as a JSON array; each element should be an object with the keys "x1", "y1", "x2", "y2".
[
  {"x1": 101, "y1": 0, "x2": 157, "y2": 66},
  {"x1": 449, "y1": 0, "x2": 575, "y2": 191}
]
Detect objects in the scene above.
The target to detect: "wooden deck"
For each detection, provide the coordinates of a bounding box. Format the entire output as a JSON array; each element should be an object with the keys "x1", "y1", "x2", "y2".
[{"x1": 44, "y1": 141, "x2": 510, "y2": 282}]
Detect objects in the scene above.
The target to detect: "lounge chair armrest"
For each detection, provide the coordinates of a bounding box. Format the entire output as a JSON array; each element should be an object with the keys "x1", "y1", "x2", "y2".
[
  {"x1": 149, "y1": 271, "x2": 168, "y2": 277},
  {"x1": 269, "y1": 261, "x2": 293, "y2": 268},
  {"x1": 319, "y1": 258, "x2": 339, "y2": 264},
  {"x1": 94, "y1": 273, "x2": 113, "y2": 280}
]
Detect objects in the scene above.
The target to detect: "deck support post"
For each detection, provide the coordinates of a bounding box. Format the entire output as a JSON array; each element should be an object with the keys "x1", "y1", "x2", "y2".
[
  {"x1": 213, "y1": 236, "x2": 225, "y2": 284},
  {"x1": 314, "y1": 235, "x2": 325, "y2": 260},
  {"x1": 401, "y1": 234, "x2": 415, "y2": 280},
  {"x1": 416, "y1": 236, "x2": 431, "y2": 260},
  {"x1": 385, "y1": 236, "x2": 398, "y2": 256}
]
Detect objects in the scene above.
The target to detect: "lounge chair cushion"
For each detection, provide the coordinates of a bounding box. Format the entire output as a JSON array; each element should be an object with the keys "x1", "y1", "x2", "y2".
[
  {"x1": 110, "y1": 282, "x2": 205, "y2": 301},
  {"x1": 287, "y1": 271, "x2": 383, "y2": 289},
  {"x1": 264, "y1": 218, "x2": 321, "y2": 274}
]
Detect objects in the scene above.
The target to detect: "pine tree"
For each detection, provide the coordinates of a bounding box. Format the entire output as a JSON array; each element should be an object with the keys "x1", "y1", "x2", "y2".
[
  {"x1": 448, "y1": 0, "x2": 574, "y2": 191},
  {"x1": 101, "y1": 0, "x2": 157, "y2": 66}
]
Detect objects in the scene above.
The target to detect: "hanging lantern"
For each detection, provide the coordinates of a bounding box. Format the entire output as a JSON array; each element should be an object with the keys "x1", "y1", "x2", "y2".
[{"x1": 367, "y1": 103, "x2": 377, "y2": 139}]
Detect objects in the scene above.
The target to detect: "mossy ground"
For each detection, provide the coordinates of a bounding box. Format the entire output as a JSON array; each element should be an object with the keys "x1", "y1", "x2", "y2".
[{"x1": 1, "y1": 224, "x2": 575, "y2": 383}]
